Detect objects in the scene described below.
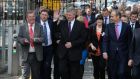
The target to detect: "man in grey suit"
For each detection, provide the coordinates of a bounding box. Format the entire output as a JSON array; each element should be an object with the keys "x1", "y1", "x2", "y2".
[{"x1": 18, "y1": 10, "x2": 44, "y2": 79}]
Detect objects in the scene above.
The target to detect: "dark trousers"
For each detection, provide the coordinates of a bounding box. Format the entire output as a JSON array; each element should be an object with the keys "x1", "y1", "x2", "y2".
[
  {"x1": 132, "y1": 64, "x2": 140, "y2": 79},
  {"x1": 126, "y1": 66, "x2": 132, "y2": 79},
  {"x1": 80, "y1": 65, "x2": 84, "y2": 79},
  {"x1": 23, "y1": 53, "x2": 41, "y2": 79},
  {"x1": 59, "y1": 59, "x2": 81, "y2": 79},
  {"x1": 53, "y1": 51, "x2": 61, "y2": 79},
  {"x1": 41, "y1": 45, "x2": 53, "y2": 79},
  {"x1": 91, "y1": 55, "x2": 105, "y2": 79},
  {"x1": 107, "y1": 51, "x2": 127, "y2": 79}
]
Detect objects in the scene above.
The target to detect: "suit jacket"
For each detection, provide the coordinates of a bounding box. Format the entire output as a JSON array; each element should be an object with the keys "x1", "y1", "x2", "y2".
[
  {"x1": 84, "y1": 13, "x2": 96, "y2": 26},
  {"x1": 129, "y1": 28, "x2": 140, "y2": 65},
  {"x1": 129, "y1": 21, "x2": 140, "y2": 29},
  {"x1": 18, "y1": 22, "x2": 44, "y2": 62},
  {"x1": 89, "y1": 23, "x2": 106, "y2": 54},
  {"x1": 57, "y1": 20, "x2": 87, "y2": 61},
  {"x1": 103, "y1": 22, "x2": 132, "y2": 60},
  {"x1": 37, "y1": 19, "x2": 55, "y2": 45}
]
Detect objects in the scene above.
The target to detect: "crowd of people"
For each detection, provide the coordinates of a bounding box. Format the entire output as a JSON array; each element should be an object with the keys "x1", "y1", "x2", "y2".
[{"x1": 17, "y1": 3, "x2": 140, "y2": 79}]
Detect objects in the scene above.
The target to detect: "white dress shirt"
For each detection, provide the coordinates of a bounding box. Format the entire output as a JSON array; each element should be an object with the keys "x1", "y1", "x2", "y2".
[
  {"x1": 130, "y1": 21, "x2": 136, "y2": 30},
  {"x1": 104, "y1": 16, "x2": 110, "y2": 25},
  {"x1": 41, "y1": 20, "x2": 52, "y2": 46},
  {"x1": 28, "y1": 23, "x2": 35, "y2": 52},
  {"x1": 69, "y1": 19, "x2": 75, "y2": 31}
]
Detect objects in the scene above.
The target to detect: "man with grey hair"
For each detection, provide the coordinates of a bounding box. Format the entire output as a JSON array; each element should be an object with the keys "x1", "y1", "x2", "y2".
[
  {"x1": 18, "y1": 10, "x2": 44, "y2": 79},
  {"x1": 56, "y1": 7, "x2": 87, "y2": 79}
]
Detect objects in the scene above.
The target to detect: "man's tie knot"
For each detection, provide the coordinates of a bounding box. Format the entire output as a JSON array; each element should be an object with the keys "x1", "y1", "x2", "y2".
[
  {"x1": 131, "y1": 23, "x2": 134, "y2": 27},
  {"x1": 30, "y1": 24, "x2": 33, "y2": 28},
  {"x1": 105, "y1": 16, "x2": 108, "y2": 19}
]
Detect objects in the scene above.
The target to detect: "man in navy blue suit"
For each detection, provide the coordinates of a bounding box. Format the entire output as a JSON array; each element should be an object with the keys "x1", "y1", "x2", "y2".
[
  {"x1": 37, "y1": 9, "x2": 54, "y2": 79},
  {"x1": 103, "y1": 10, "x2": 132, "y2": 79}
]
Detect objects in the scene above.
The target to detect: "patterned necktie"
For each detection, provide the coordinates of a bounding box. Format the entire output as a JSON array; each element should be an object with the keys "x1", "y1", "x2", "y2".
[
  {"x1": 29, "y1": 24, "x2": 34, "y2": 47},
  {"x1": 115, "y1": 24, "x2": 119, "y2": 39},
  {"x1": 43, "y1": 22, "x2": 48, "y2": 45}
]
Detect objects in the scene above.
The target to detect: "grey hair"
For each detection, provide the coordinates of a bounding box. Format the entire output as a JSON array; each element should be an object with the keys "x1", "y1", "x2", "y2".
[{"x1": 66, "y1": 7, "x2": 76, "y2": 16}]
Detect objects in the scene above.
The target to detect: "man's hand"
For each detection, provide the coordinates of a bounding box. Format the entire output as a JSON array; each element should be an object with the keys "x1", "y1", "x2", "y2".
[
  {"x1": 56, "y1": 40, "x2": 60, "y2": 44},
  {"x1": 128, "y1": 59, "x2": 133, "y2": 67},
  {"x1": 89, "y1": 43, "x2": 96, "y2": 50},
  {"x1": 103, "y1": 52, "x2": 108, "y2": 60},
  {"x1": 65, "y1": 42, "x2": 72, "y2": 48},
  {"x1": 24, "y1": 39, "x2": 29, "y2": 44}
]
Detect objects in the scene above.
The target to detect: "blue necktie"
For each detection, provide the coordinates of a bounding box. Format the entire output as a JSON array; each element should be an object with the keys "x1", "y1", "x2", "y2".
[{"x1": 43, "y1": 22, "x2": 48, "y2": 45}]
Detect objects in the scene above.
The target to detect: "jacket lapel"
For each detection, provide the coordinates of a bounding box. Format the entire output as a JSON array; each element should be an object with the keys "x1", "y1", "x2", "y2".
[
  {"x1": 34, "y1": 23, "x2": 38, "y2": 38},
  {"x1": 70, "y1": 20, "x2": 77, "y2": 36},
  {"x1": 111, "y1": 23, "x2": 118, "y2": 40},
  {"x1": 93, "y1": 26, "x2": 98, "y2": 41},
  {"x1": 25, "y1": 23, "x2": 30, "y2": 41},
  {"x1": 119, "y1": 22, "x2": 125, "y2": 40},
  {"x1": 64, "y1": 21, "x2": 69, "y2": 37}
]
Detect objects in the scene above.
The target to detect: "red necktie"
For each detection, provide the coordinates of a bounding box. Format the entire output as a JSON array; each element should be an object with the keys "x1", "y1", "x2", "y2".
[
  {"x1": 115, "y1": 25, "x2": 119, "y2": 39},
  {"x1": 29, "y1": 24, "x2": 34, "y2": 47}
]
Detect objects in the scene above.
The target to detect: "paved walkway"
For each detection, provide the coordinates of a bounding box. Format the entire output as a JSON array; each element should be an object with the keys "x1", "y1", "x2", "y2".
[{"x1": 0, "y1": 59, "x2": 108, "y2": 79}]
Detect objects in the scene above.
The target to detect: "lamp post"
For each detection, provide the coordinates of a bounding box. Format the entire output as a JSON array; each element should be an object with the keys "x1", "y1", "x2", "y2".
[{"x1": 7, "y1": 0, "x2": 13, "y2": 75}]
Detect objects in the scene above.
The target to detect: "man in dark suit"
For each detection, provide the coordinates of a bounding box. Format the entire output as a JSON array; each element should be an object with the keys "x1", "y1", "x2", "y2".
[
  {"x1": 84, "y1": 7, "x2": 96, "y2": 26},
  {"x1": 18, "y1": 10, "x2": 43, "y2": 79},
  {"x1": 128, "y1": 24, "x2": 140, "y2": 79},
  {"x1": 128, "y1": 11, "x2": 140, "y2": 79},
  {"x1": 57, "y1": 8, "x2": 87, "y2": 79},
  {"x1": 127, "y1": 11, "x2": 139, "y2": 79},
  {"x1": 129, "y1": 11, "x2": 140, "y2": 32},
  {"x1": 102, "y1": 8, "x2": 111, "y2": 25},
  {"x1": 37, "y1": 9, "x2": 54, "y2": 79},
  {"x1": 103, "y1": 10, "x2": 132, "y2": 79}
]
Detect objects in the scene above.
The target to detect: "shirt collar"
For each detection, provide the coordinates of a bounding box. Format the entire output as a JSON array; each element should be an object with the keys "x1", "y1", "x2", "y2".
[
  {"x1": 28, "y1": 23, "x2": 35, "y2": 27},
  {"x1": 41, "y1": 20, "x2": 48, "y2": 25},
  {"x1": 115, "y1": 21, "x2": 122, "y2": 26},
  {"x1": 104, "y1": 16, "x2": 109, "y2": 19},
  {"x1": 130, "y1": 21, "x2": 136, "y2": 25},
  {"x1": 71, "y1": 19, "x2": 75, "y2": 24}
]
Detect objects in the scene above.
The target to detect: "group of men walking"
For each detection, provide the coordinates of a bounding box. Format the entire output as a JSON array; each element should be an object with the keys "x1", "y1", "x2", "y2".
[{"x1": 17, "y1": 4, "x2": 140, "y2": 79}]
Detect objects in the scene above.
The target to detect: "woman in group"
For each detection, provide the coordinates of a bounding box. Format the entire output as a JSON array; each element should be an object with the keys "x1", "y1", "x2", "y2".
[{"x1": 88, "y1": 14, "x2": 106, "y2": 79}]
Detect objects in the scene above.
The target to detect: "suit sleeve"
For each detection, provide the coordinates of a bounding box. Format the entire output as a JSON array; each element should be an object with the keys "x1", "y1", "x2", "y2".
[
  {"x1": 17, "y1": 25, "x2": 26, "y2": 45},
  {"x1": 71, "y1": 22, "x2": 87, "y2": 47},
  {"x1": 129, "y1": 26, "x2": 134, "y2": 59},
  {"x1": 39, "y1": 24, "x2": 44, "y2": 43},
  {"x1": 103, "y1": 24, "x2": 109, "y2": 53}
]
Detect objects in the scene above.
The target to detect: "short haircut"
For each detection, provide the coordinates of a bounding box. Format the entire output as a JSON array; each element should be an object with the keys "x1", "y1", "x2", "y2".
[
  {"x1": 131, "y1": 11, "x2": 138, "y2": 16},
  {"x1": 67, "y1": 7, "x2": 76, "y2": 15},
  {"x1": 121, "y1": 14, "x2": 127, "y2": 18},
  {"x1": 102, "y1": 8, "x2": 108, "y2": 11},
  {"x1": 40, "y1": 9, "x2": 49, "y2": 14},
  {"x1": 96, "y1": 14, "x2": 103, "y2": 21},
  {"x1": 26, "y1": 10, "x2": 35, "y2": 17}
]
